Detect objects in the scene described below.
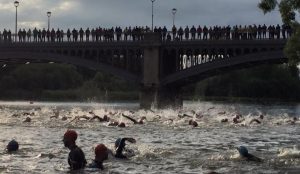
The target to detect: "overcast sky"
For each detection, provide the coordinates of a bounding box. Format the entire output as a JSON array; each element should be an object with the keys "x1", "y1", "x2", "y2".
[{"x1": 0, "y1": 0, "x2": 284, "y2": 31}]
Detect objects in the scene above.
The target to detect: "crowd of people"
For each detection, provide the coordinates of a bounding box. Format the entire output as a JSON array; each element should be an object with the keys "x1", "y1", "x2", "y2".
[{"x1": 0, "y1": 24, "x2": 293, "y2": 43}]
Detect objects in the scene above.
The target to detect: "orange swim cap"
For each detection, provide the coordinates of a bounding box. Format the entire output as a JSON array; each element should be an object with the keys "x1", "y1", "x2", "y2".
[
  {"x1": 95, "y1": 144, "x2": 108, "y2": 158},
  {"x1": 64, "y1": 130, "x2": 78, "y2": 142}
]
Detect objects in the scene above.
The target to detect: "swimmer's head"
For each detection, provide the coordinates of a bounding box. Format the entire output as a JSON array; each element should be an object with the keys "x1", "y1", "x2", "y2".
[
  {"x1": 103, "y1": 115, "x2": 109, "y2": 122},
  {"x1": 259, "y1": 115, "x2": 264, "y2": 119},
  {"x1": 7, "y1": 140, "x2": 19, "y2": 152},
  {"x1": 63, "y1": 130, "x2": 77, "y2": 147},
  {"x1": 95, "y1": 144, "x2": 108, "y2": 162},
  {"x1": 237, "y1": 146, "x2": 249, "y2": 157},
  {"x1": 118, "y1": 122, "x2": 126, "y2": 128}
]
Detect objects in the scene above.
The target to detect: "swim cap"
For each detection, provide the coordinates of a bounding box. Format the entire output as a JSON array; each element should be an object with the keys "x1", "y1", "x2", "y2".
[
  {"x1": 238, "y1": 146, "x2": 249, "y2": 157},
  {"x1": 63, "y1": 130, "x2": 77, "y2": 142},
  {"x1": 95, "y1": 144, "x2": 108, "y2": 158},
  {"x1": 7, "y1": 140, "x2": 19, "y2": 152},
  {"x1": 115, "y1": 138, "x2": 122, "y2": 148},
  {"x1": 118, "y1": 122, "x2": 126, "y2": 127}
]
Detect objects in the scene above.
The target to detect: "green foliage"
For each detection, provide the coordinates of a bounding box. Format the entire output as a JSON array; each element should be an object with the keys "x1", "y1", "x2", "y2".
[
  {"x1": 259, "y1": 0, "x2": 300, "y2": 64},
  {"x1": 0, "y1": 64, "x2": 83, "y2": 90},
  {"x1": 195, "y1": 65, "x2": 300, "y2": 100},
  {"x1": 0, "y1": 63, "x2": 138, "y2": 101},
  {"x1": 258, "y1": 0, "x2": 277, "y2": 14},
  {"x1": 285, "y1": 24, "x2": 300, "y2": 64}
]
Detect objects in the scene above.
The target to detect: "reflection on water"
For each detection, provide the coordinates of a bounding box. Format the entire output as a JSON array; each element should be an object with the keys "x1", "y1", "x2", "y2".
[{"x1": 0, "y1": 101, "x2": 299, "y2": 174}]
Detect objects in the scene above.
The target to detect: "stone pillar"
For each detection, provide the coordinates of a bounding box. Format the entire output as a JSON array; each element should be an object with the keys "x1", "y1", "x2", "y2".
[
  {"x1": 140, "y1": 32, "x2": 183, "y2": 109},
  {"x1": 140, "y1": 33, "x2": 161, "y2": 109}
]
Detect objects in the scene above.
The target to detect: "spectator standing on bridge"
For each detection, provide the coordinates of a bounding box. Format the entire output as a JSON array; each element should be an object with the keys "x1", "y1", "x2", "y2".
[
  {"x1": 203, "y1": 26, "x2": 208, "y2": 40},
  {"x1": 184, "y1": 26, "x2": 189, "y2": 40},
  {"x1": 18, "y1": 29, "x2": 22, "y2": 42},
  {"x1": 21, "y1": 29, "x2": 25, "y2": 42},
  {"x1": 190, "y1": 25, "x2": 196, "y2": 40},
  {"x1": 46, "y1": 29, "x2": 50, "y2": 42},
  {"x1": 86, "y1": 28, "x2": 90, "y2": 42},
  {"x1": 178, "y1": 27, "x2": 183, "y2": 41},
  {"x1": 172, "y1": 25, "x2": 177, "y2": 40},
  {"x1": 257, "y1": 25, "x2": 262, "y2": 39},
  {"x1": 38, "y1": 29, "x2": 42, "y2": 42},
  {"x1": 262, "y1": 24, "x2": 267, "y2": 39},
  {"x1": 7, "y1": 30, "x2": 11, "y2": 42},
  {"x1": 3, "y1": 29, "x2": 7, "y2": 42},
  {"x1": 67, "y1": 29, "x2": 71, "y2": 42},
  {"x1": 72, "y1": 28, "x2": 77, "y2": 42},
  {"x1": 33, "y1": 28, "x2": 38, "y2": 42},
  {"x1": 91, "y1": 28, "x2": 96, "y2": 42},
  {"x1": 281, "y1": 24, "x2": 286, "y2": 39},
  {"x1": 197, "y1": 25, "x2": 202, "y2": 39},
  {"x1": 79, "y1": 28, "x2": 84, "y2": 42},
  {"x1": 42, "y1": 28, "x2": 46, "y2": 42},
  {"x1": 56, "y1": 29, "x2": 61, "y2": 42},
  {"x1": 51, "y1": 28, "x2": 56, "y2": 42},
  {"x1": 275, "y1": 24, "x2": 281, "y2": 39},
  {"x1": 162, "y1": 26, "x2": 167, "y2": 41},
  {"x1": 61, "y1": 29, "x2": 64, "y2": 42}
]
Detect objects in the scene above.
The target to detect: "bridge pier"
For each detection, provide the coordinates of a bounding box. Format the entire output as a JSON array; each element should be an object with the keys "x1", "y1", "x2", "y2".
[
  {"x1": 139, "y1": 32, "x2": 182, "y2": 109},
  {"x1": 140, "y1": 86, "x2": 182, "y2": 109}
]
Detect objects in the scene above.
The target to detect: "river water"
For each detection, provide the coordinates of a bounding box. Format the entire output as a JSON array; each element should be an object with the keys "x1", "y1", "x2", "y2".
[{"x1": 0, "y1": 101, "x2": 299, "y2": 174}]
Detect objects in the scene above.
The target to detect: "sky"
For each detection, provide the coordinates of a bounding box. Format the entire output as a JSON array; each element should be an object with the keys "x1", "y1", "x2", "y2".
[{"x1": 0, "y1": 0, "x2": 284, "y2": 31}]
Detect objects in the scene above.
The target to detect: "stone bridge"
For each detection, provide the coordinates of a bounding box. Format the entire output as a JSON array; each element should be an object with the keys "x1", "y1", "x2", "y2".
[{"x1": 0, "y1": 33, "x2": 287, "y2": 108}]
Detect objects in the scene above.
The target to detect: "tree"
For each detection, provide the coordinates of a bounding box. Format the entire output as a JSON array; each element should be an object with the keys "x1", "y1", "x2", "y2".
[{"x1": 259, "y1": 0, "x2": 300, "y2": 64}]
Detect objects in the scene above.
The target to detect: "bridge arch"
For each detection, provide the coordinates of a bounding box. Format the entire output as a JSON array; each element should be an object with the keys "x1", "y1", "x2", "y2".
[
  {"x1": 0, "y1": 51, "x2": 140, "y2": 84},
  {"x1": 161, "y1": 50, "x2": 287, "y2": 87}
]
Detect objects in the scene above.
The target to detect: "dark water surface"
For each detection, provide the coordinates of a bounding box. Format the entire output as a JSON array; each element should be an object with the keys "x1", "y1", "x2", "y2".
[{"x1": 0, "y1": 101, "x2": 299, "y2": 174}]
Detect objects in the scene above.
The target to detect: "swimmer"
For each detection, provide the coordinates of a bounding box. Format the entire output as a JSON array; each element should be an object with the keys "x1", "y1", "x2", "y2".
[
  {"x1": 6, "y1": 140, "x2": 19, "y2": 152},
  {"x1": 50, "y1": 110, "x2": 60, "y2": 119},
  {"x1": 89, "y1": 144, "x2": 109, "y2": 170},
  {"x1": 221, "y1": 118, "x2": 228, "y2": 123},
  {"x1": 237, "y1": 146, "x2": 262, "y2": 162},
  {"x1": 114, "y1": 138, "x2": 136, "y2": 159},
  {"x1": 90, "y1": 115, "x2": 110, "y2": 122},
  {"x1": 23, "y1": 117, "x2": 31, "y2": 122},
  {"x1": 188, "y1": 120, "x2": 198, "y2": 127},
  {"x1": 249, "y1": 115, "x2": 264, "y2": 124},
  {"x1": 63, "y1": 130, "x2": 87, "y2": 170},
  {"x1": 286, "y1": 117, "x2": 298, "y2": 125},
  {"x1": 122, "y1": 114, "x2": 146, "y2": 124}
]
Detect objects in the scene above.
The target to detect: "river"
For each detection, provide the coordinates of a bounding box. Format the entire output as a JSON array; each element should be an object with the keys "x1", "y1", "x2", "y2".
[{"x1": 0, "y1": 101, "x2": 299, "y2": 174}]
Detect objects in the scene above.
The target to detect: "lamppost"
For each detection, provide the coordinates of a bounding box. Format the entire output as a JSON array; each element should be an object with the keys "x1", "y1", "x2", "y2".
[
  {"x1": 172, "y1": 8, "x2": 177, "y2": 27},
  {"x1": 14, "y1": 1, "x2": 19, "y2": 42},
  {"x1": 151, "y1": 0, "x2": 156, "y2": 31},
  {"x1": 47, "y1": 11, "x2": 51, "y2": 30}
]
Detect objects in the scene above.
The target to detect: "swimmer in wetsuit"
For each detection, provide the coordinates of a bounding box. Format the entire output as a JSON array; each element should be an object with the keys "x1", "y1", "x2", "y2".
[
  {"x1": 237, "y1": 146, "x2": 262, "y2": 162},
  {"x1": 89, "y1": 144, "x2": 109, "y2": 170},
  {"x1": 63, "y1": 130, "x2": 87, "y2": 170},
  {"x1": 122, "y1": 114, "x2": 146, "y2": 124},
  {"x1": 114, "y1": 138, "x2": 136, "y2": 159}
]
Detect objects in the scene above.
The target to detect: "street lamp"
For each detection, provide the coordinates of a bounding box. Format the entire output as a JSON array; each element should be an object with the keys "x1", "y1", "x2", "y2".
[
  {"x1": 14, "y1": 1, "x2": 19, "y2": 42},
  {"x1": 47, "y1": 11, "x2": 51, "y2": 30},
  {"x1": 151, "y1": 0, "x2": 156, "y2": 31},
  {"x1": 172, "y1": 8, "x2": 177, "y2": 27}
]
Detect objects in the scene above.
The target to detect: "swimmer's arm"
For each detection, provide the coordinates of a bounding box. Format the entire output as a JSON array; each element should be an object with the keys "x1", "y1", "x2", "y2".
[
  {"x1": 122, "y1": 114, "x2": 138, "y2": 124},
  {"x1": 115, "y1": 138, "x2": 136, "y2": 158}
]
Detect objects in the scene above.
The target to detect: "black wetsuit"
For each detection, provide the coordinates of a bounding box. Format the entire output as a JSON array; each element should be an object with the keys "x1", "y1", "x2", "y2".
[
  {"x1": 88, "y1": 160, "x2": 104, "y2": 170},
  {"x1": 115, "y1": 138, "x2": 127, "y2": 159},
  {"x1": 68, "y1": 145, "x2": 87, "y2": 170},
  {"x1": 245, "y1": 153, "x2": 262, "y2": 162}
]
